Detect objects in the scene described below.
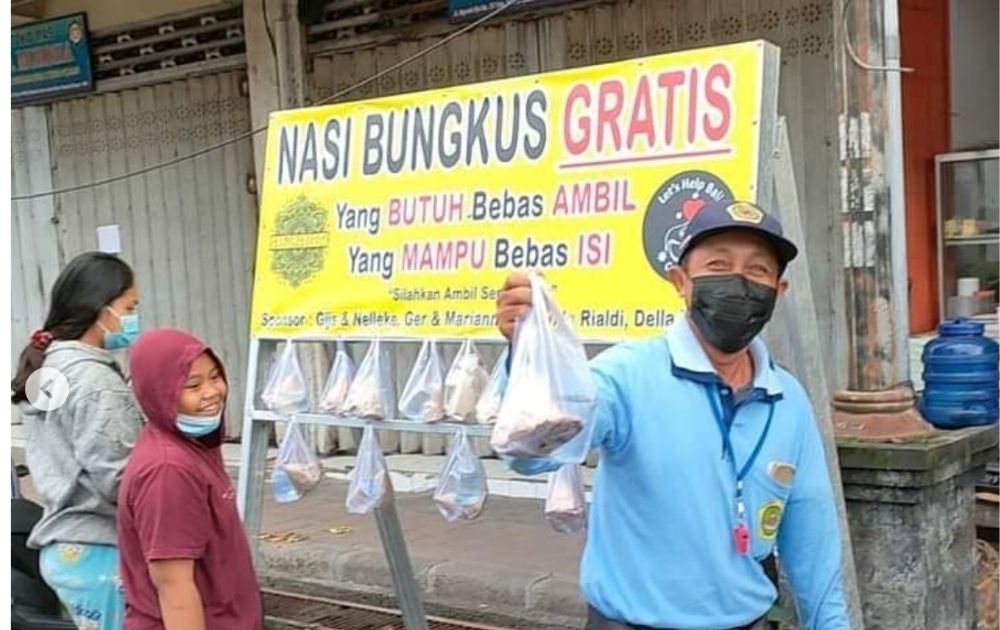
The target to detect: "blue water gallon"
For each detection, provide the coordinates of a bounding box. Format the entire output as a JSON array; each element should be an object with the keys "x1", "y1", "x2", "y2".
[{"x1": 919, "y1": 319, "x2": 999, "y2": 429}]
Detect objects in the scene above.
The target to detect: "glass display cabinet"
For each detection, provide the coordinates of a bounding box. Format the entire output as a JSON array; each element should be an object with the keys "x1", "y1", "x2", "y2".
[{"x1": 935, "y1": 149, "x2": 999, "y2": 325}]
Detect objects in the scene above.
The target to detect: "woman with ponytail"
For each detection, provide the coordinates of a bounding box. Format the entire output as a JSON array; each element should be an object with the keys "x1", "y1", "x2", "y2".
[{"x1": 12, "y1": 251, "x2": 144, "y2": 630}]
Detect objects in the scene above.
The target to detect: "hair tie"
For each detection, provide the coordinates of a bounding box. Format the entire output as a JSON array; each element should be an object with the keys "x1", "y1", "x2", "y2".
[{"x1": 30, "y1": 330, "x2": 54, "y2": 350}]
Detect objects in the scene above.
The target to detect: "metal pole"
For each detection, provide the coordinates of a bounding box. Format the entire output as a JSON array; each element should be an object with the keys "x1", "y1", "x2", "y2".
[
  {"x1": 237, "y1": 338, "x2": 271, "y2": 566},
  {"x1": 374, "y1": 489, "x2": 431, "y2": 630},
  {"x1": 882, "y1": 0, "x2": 911, "y2": 385},
  {"x1": 349, "y1": 426, "x2": 430, "y2": 630},
  {"x1": 831, "y1": 0, "x2": 933, "y2": 439}
]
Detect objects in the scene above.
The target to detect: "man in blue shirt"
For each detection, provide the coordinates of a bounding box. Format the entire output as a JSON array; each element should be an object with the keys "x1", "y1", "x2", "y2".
[{"x1": 495, "y1": 201, "x2": 852, "y2": 630}]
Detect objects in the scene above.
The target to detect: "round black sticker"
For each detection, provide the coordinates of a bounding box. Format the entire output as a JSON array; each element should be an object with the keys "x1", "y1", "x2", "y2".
[{"x1": 641, "y1": 170, "x2": 734, "y2": 279}]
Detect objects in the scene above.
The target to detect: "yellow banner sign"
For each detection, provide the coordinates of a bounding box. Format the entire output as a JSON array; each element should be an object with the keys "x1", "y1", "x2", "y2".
[{"x1": 251, "y1": 40, "x2": 779, "y2": 340}]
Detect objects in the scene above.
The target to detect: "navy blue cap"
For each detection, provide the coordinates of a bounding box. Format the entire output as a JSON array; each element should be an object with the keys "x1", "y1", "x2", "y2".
[{"x1": 677, "y1": 200, "x2": 798, "y2": 267}]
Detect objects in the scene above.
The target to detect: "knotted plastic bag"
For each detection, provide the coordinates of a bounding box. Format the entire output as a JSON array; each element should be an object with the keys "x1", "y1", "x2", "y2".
[
  {"x1": 343, "y1": 339, "x2": 395, "y2": 419},
  {"x1": 346, "y1": 424, "x2": 391, "y2": 514},
  {"x1": 475, "y1": 349, "x2": 509, "y2": 424},
  {"x1": 398, "y1": 339, "x2": 446, "y2": 422},
  {"x1": 317, "y1": 341, "x2": 355, "y2": 414},
  {"x1": 433, "y1": 428, "x2": 488, "y2": 522},
  {"x1": 272, "y1": 418, "x2": 322, "y2": 503},
  {"x1": 444, "y1": 339, "x2": 489, "y2": 422},
  {"x1": 490, "y1": 274, "x2": 597, "y2": 463},
  {"x1": 544, "y1": 463, "x2": 587, "y2": 535},
  {"x1": 261, "y1": 341, "x2": 311, "y2": 415}
]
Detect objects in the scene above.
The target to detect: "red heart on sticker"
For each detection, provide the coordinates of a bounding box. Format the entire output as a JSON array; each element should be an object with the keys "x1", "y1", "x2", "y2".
[{"x1": 681, "y1": 197, "x2": 705, "y2": 221}]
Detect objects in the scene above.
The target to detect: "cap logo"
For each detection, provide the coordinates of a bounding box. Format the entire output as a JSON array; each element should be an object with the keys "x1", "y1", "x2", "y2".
[
  {"x1": 641, "y1": 171, "x2": 734, "y2": 280},
  {"x1": 726, "y1": 202, "x2": 764, "y2": 224}
]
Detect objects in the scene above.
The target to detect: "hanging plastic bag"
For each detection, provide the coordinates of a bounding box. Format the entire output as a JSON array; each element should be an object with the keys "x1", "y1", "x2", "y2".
[
  {"x1": 343, "y1": 339, "x2": 395, "y2": 419},
  {"x1": 346, "y1": 424, "x2": 391, "y2": 514},
  {"x1": 544, "y1": 464, "x2": 587, "y2": 535},
  {"x1": 444, "y1": 339, "x2": 489, "y2": 422},
  {"x1": 475, "y1": 349, "x2": 509, "y2": 424},
  {"x1": 433, "y1": 428, "x2": 488, "y2": 522},
  {"x1": 398, "y1": 339, "x2": 446, "y2": 422},
  {"x1": 272, "y1": 418, "x2": 322, "y2": 503},
  {"x1": 317, "y1": 341, "x2": 355, "y2": 414},
  {"x1": 490, "y1": 273, "x2": 598, "y2": 463},
  {"x1": 261, "y1": 340, "x2": 311, "y2": 416}
]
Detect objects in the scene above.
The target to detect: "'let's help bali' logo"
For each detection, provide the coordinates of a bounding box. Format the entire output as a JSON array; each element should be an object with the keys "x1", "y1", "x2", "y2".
[
  {"x1": 641, "y1": 170, "x2": 733, "y2": 279},
  {"x1": 269, "y1": 196, "x2": 329, "y2": 288}
]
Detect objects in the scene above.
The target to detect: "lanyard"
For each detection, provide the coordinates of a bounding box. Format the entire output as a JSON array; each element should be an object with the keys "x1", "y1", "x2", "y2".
[{"x1": 705, "y1": 385, "x2": 776, "y2": 555}]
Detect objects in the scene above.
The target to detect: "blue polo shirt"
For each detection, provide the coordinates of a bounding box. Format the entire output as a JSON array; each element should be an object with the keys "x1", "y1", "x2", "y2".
[{"x1": 507, "y1": 315, "x2": 851, "y2": 630}]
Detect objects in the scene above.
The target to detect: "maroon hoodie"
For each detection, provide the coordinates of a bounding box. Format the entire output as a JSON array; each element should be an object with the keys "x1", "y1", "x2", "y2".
[{"x1": 117, "y1": 329, "x2": 262, "y2": 630}]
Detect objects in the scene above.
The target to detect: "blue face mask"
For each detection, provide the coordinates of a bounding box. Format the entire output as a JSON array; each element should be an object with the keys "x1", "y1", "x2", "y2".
[
  {"x1": 101, "y1": 306, "x2": 140, "y2": 350},
  {"x1": 176, "y1": 413, "x2": 222, "y2": 438}
]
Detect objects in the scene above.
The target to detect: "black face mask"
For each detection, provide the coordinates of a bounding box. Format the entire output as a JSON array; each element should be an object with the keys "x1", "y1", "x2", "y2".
[{"x1": 688, "y1": 274, "x2": 778, "y2": 354}]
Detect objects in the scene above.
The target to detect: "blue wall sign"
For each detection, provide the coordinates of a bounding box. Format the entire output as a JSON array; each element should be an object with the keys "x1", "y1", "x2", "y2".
[
  {"x1": 448, "y1": 0, "x2": 571, "y2": 22},
  {"x1": 12, "y1": 13, "x2": 94, "y2": 105}
]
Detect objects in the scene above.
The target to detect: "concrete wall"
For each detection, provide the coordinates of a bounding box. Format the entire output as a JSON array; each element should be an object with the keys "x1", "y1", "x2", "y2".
[
  {"x1": 950, "y1": 0, "x2": 1000, "y2": 150},
  {"x1": 39, "y1": 0, "x2": 227, "y2": 31}
]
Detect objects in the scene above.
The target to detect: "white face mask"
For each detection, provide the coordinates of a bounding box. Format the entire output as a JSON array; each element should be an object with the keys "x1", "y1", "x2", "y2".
[{"x1": 176, "y1": 413, "x2": 222, "y2": 438}]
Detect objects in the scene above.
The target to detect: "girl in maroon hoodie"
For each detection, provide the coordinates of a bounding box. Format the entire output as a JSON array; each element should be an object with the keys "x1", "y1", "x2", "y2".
[{"x1": 117, "y1": 329, "x2": 262, "y2": 630}]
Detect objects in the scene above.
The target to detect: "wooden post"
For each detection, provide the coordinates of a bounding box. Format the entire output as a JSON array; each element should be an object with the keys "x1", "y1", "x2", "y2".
[
  {"x1": 770, "y1": 117, "x2": 865, "y2": 630},
  {"x1": 830, "y1": 0, "x2": 933, "y2": 440}
]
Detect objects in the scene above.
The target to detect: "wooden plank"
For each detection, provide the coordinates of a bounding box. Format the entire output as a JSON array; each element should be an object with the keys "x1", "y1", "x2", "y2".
[
  {"x1": 186, "y1": 75, "x2": 219, "y2": 360},
  {"x1": 60, "y1": 99, "x2": 91, "y2": 259},
  {"x1": 214, "y1": 72, "x2": 254, "y2": 440},
  {"x1": 311, "y1": 55, "x2": 334, "y2": 104},
  {"x1": 94, "y1": 57, "x2": 246, "y2": 96},
  {"x1": 157, "y1": 81, "x2": 191, "y2": 332},
  {"x1": 138, "y1": 86, "x2": 175, "y2": 326},
  {"x1": 10, "y1": 108, "x2": 56, "y2": 354},
  {"x1": 89, "y1": 96, "x2": 114, "y2": 232},
  {"x1": 396, "y1": 38, "x2": 432, "y2": 457},
  {"x1": 371, "y1": 42, "x2": 407, "y2": 456},
  {"x1": 615, "y1": 0, "x2": 647, "y2": 60},
  {"x1": 172, "y1": 78, "x2": 209, "y2": 346},
  {"x1": 798, "y1": 1, "x2": 845, "y2": 385},
  {"x1": 503, "y1": 20, "x2": 540, "y2": 76},
  {"x1": 397, "y1": 39, "x2": 426, "y2": 96},
  {"x1": 223, "y1": 71, "x2": 259, "y2": 440},
  {"x1": 446, "y1": 31, "x2": 478, "y2": 90},
  {"x1": 590, "y1": 3, "x2": 618, "y2": 64},
  {"x1": 93, "y1": 18, "x2": 245, "y2": 55},
  {"x1": 98, "y1": 36, "x2": 245, "y2": 72},
  {"x1": 477, "y1": 25, "x2": 506, "y2": 83},
  {"x1": 353, "y1": 48, "x2": 379, "y2": 102},
  {"x1": 376, "y1": 43, "x2": 404, "y2": 98},
  {"x1": 396, "y1": 340, "x2": 423, "y2": 454},
  {"x1": 643, "y1": 0, "x2": 679, "y2": 55},
  {"x1": 213, "y1": 71, "x2": 244, "y2": 385},
  {"x1": 562, "y1": 7, "x2": 592, "y2": 69},
  {"x1": 675, "y1": 0, "x2": 710, "y2": 50},
  {"x1": 121, "y1": 89, "x2": 158, "y2": 331},
  {"x1": 423, "y1": 36, "x2": 450, "y2": 90},
  {"x1": 102, "y1": 92, "x2": 132, "y2": 263},
  {"x1": 772, "y1": 118, "x2": 865, "y2": 630}
]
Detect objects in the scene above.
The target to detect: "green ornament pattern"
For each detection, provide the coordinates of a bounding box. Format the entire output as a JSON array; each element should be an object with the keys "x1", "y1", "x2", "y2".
[{"x1": 271, "y1": 196, "x2": 328, "y2": 288}]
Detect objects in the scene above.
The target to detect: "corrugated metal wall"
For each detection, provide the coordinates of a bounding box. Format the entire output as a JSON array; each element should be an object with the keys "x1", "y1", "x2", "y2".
[
  {"x1": 306, "y1": 0, "x2": 845, "y2": 455},
  {"x1": 26, "y1": 70, "x2": 260, "y2": 435},
  {"x1": 11, "y1": 107, "x2": 63, "y2": 422}
]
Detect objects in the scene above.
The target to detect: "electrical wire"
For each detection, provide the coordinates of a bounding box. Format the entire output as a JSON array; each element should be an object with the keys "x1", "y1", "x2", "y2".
[
  {"x1": 261, "y1": 0, "x2": 279, "y2": 84},
  {"x1": 841, "y1": 0, "x2": 914, "y2": 74},
  {"x1": 11, "y1": 0, "x2": 522, "y2": 201}
]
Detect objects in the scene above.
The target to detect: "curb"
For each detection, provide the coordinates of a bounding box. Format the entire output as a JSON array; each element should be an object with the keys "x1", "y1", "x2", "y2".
[{"x1": 258, "y1": 538, "x2": 586, "y2": 623}]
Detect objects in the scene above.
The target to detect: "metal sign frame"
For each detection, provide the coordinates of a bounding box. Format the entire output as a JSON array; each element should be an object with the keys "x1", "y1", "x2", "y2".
[
  {"x1": 235, "y1": 79, "x2": 864, "y2": 629},
  {"x1": 236, "y1": 335, "x2": 498, "y2": 630}
]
